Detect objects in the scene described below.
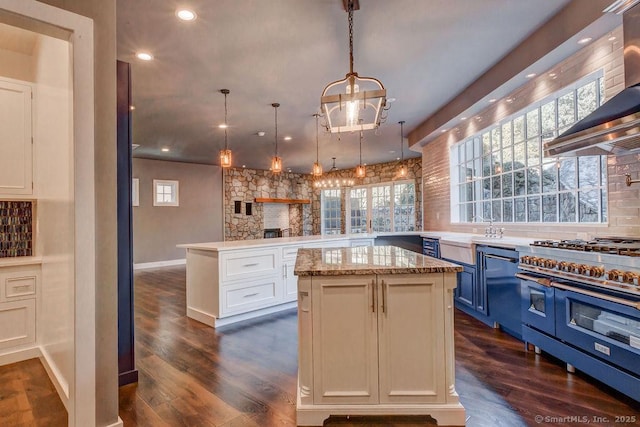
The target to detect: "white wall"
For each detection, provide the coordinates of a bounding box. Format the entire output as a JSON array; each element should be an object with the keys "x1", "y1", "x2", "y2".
[{"x1": 32, "y1": 33, "x2": 74, "y2": 405}]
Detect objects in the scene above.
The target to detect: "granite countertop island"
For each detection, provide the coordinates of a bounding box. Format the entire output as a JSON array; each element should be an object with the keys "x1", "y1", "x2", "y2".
[
  {"x1": 295, "y1": 245, "x2": 466, "y2": 426},
  {"x1": 294, "y1": 245, "x2": 462, "y2": 277}
]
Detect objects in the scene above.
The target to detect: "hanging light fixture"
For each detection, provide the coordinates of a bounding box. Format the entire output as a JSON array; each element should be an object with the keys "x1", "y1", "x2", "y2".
[
  {"x1": 398, "y1": 120, "x2": 407, "y2": 178},
  {"x1": 320, "y1": 0, "x2": 387, "y2": 134},
  {"x1": 312, "y1": 113, "x2": 323, "y2": 176},
  {"x1": 270, "y1": 103, "x2": 283, "y2": 173},
  {"x1": 219, "y1": 89, "x2": 232, "y2": 168},
  {"x1": 355, "y1": 125, "x2": 366, "y2": 178}
]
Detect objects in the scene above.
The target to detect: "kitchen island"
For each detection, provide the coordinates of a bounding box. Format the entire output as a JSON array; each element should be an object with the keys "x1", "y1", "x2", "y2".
[{"x1": 294, "y1": 245, "x2": 466, "y2": 426}]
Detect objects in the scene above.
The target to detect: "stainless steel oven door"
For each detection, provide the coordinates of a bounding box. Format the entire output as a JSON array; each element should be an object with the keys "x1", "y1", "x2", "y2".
[
  {"x1": 518, "y1": 272, "x2": 556, "y2": 335},
  {"x1": 555, "y1": 284, "x2": 640, "y2": 372}
]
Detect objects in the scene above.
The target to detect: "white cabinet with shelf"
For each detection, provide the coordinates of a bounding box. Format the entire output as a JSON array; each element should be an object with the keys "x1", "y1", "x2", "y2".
[
  {"x1": 0, "y1": 262, "x2": 40, "y2": 356},
  {"x1": 0, "y1": 79, "x2": 34, "y2": 196}
]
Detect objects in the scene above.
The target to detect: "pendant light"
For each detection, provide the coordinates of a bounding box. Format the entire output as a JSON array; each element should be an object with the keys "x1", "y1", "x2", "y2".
[
  {"x1": 355, "y1": 126, "x2": 366, "y2": 178},
  {"x1": 270, "y1": 103, "x2": 282, "y2": 173},
  {"x1": 219, "y1": 89, "x2": 232, "y2": 168},
  {"x1": 398, "y1": 120, "x2": 407, "y2": 178},
  {"x1": 320, "y1": 0, "x2": 387, "y2": 134},
  {"x1": 312, "y1": 113, "x2": 323, "y2": 176}
]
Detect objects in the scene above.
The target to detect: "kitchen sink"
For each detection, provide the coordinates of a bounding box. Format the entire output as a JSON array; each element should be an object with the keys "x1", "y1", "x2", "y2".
[{"x1": 439, "y1": 238, "x2": 476, "y2": 265}]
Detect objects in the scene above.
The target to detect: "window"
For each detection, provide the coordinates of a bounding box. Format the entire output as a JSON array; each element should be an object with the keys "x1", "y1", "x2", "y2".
[
  {"x1": 347, "y1": 180, "x2": 416, "y2": 233},
  {"x1": 451, "y1": 73, "x2": 608, "y2": 224},
  {"x1": 153, "y1": 179, "x2": 179, "y2": 206},
  {"x1": 321, "y1": 189, "x2": 341, "y2": 235}
]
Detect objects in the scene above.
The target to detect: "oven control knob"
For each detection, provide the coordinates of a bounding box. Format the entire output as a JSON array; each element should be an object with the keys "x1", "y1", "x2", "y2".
[
  {"x1": 607, "y1": 269, "x2": 621, "y2": 281},
  {"x1": 623, "y1": 271, "x2": 639, "y2": 285},
  {"x1": 568, "y1": 263, "x2": 579, "y2": 273},
  {"x1": 544, "y1": 259, "x2": 557, "y2": 269},
  {"x1": 559, "y1": 261, "x2": 570, "y2": 271},
  {"x1": 520, "y1": 256, "x2": 531, "y2": 265},
  {"x1": 578, "y1": 264, "x2": 589, "y2": 275},
  {"x1": 589, "y1": 266, "x2": 604, "y2": 277}
]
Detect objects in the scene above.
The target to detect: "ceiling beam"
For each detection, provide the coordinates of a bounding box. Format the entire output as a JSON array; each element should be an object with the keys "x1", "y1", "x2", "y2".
[{"x1": 408, "y1": 0, "x2": 614, "y2": 149}]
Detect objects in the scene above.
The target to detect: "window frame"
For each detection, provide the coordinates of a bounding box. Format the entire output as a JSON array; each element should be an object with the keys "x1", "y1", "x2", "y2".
[
  {"x1": 450, "y1": 71, "x2": 608, "y2": 225},
  {"x1": 320, "y1": 188, "x2": 342, "y2": 235},
  {"x1": 346, "y1": 179, "x2": 416, "y2": 233},
  {"x1": 153, "y1": 179, "x2": 179, "y2": 207}
]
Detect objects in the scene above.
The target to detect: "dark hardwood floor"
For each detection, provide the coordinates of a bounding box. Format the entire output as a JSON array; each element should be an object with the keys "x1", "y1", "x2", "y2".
[{"x1": 1, "y1": 265, "x2": 638, "y2": 426}]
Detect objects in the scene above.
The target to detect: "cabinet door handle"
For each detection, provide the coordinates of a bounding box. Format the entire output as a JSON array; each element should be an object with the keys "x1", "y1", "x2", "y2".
[
  {"x1": 485, "y1": 254, "x2": 518, "y2": 263},
  {"x1": 243, "y1": 292, "x2": 259, "y2": 298},
  {"x1": 243, "y1": 263, "x2": 259, "y2": 267},
  {"x1": 283, "y1": 264, "x2": 287, "y2": 278},
  {"x1": 381, "y1": 280, "x2": 387, "y2": 313},
  {"x1": 370, "y1": 280, "x2": 376, "y2": 313},
  {"x1": 515, "y1": 273, "x2": 551, "y2": 287}
]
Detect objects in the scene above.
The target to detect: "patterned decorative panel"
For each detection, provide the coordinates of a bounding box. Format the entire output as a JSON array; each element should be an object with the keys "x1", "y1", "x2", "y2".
[{"x1": 0, "y1": 200, "x2": 34, "y2": 258}]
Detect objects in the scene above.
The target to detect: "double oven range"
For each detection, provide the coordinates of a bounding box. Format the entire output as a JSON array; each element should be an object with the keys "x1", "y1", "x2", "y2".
[{"x1": 517, "y1": 237, "x2": 639, "y2": 402}]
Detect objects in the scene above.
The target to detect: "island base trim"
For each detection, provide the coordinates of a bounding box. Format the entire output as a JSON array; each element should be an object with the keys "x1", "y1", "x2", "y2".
[
  {"x1": 296, "y1": 401, "x2": 466, "y2": 426},
  {"x1": 188, "y1": 302, "x2": 297, "y2": 328}
]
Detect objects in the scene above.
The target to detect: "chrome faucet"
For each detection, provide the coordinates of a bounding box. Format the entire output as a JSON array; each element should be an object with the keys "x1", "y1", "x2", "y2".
[{"x1": 473, "y1": 215, "x2": 504, "y2": 238}]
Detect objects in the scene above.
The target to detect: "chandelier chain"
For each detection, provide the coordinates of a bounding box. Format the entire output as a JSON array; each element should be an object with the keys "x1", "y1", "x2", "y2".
[{"x1": 348, "y1": 0, "x2": 354, "y2": 75}]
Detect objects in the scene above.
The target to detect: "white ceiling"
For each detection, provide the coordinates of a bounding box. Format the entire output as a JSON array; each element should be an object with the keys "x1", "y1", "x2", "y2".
[{"x1": 116, "y1": 0, "x2": 615, "y2": 173}]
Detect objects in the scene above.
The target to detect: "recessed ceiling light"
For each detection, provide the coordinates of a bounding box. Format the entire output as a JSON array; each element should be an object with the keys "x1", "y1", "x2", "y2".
[
  {"x1": 136, "y1": 52, "x2": 154, "y2": 61},
  {"x1": 284, "y1": 136, "x2": 292, "y2": 141},
  {"x1": 460, "y1": 117, "x2": 467, "y2": 121},
  {"x1": 440, "y1": 129, "x2": 447, "y2": 133},
  {"x1": 548, "y1": 72, "x2": 557, "y2": 78},
  {"x1": 257, "y1": 131, "x2": 265, "y2": 137},
  {"x1": 242, "y1": 165, "x2": 246, "y2": 168},
  {"x1": 488, "y1": 98, "x2": 497, "y2": 103},
  {"x1": 578, "y1": 37, "x2": 592, "y2": 45},
  {"x1": 176, "y1": 9, "x2": 197, "y2": 21},
  {"x1": 129, "y1": 105, "x2": 135, "y2": 110},
  {"x1": 608, "y1": 35, "x2": 617, "y2": 41},
  {"x1": 387, "y1": 97, "x2": 397, "y2": 103},
  {"x1": 161, "y1": 147, "x2": 170, "y2": 152},
  {"x1": 218, "y1": 124, "x2": 228, "y2": 129},
  {"x1": 526, "y1": 73, "x2": 536, "y2": 79}
]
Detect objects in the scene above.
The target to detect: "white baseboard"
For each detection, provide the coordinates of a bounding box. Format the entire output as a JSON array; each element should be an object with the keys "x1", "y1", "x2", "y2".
[
  {"x1": 40, "y1": 346, "x2": 70, "y2": 410},
  {"x1": 191, "y1": 302, "x2": 298, "y2": 328},
  {"x1": 187, "y1": 306, "x2": 216, "y2": 327},
  {"x1": 105, "y1": 417, "x2": 124, "y2": 427},
  {"x1": 0, "y1": 346, "x2": 41, "y2": 367},
  {"x1": 133, "y1": 258, "x2": 186, "y2": 270}
]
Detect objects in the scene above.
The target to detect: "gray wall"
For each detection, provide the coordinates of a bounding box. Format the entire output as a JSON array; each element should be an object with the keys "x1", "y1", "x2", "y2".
[{"x1": 133, "y1": 158, "x2": 223, "y2": 263}]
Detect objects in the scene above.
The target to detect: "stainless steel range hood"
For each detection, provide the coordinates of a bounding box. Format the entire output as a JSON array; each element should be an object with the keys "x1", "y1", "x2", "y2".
[{"x1": 544, "y1": 1, "x2": 640, "y2": 157}]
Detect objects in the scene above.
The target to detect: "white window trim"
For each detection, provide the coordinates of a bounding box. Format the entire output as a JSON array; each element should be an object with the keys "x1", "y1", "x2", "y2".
[
  {"x1": 346, "y1": 179, "x2": 416, "y2": 233},
  {"x1": 320, "y1": 188, "x2": 342, "y2": 235},
  {"x1": 153, "y1": 179, "x2": 179, "y2": 207},
  {"x1": 132, "y1": 178, "x2": 139, "y2": 207}
]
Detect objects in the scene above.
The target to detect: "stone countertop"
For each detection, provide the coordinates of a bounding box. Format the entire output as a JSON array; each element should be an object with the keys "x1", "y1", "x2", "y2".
[{"x1": 294, "y1": 245, "x2": 463, "y2": 276}]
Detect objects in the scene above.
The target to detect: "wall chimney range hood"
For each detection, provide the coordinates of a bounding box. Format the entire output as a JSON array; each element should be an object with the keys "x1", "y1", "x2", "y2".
[{"x1": 544, "y1": 1, "x2": 640, "y2": 157}]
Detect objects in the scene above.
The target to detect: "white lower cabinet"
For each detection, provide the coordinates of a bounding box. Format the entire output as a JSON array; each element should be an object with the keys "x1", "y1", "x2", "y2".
[
  {"x1": 308, "y1": 274, "x2": 445, "y2": 406},
  {"x1": 297, "y1": 271, "x2": 464, "y2": 426},
  {"x1": 0, "y1": 263, "x2": 40, "y2": 354}
]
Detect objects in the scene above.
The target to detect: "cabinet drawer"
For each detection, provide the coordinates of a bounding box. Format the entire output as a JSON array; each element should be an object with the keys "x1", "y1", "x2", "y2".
[
  {"x1": 0, "y1": 299, "x2": 35, "y2": 350},
  {"x1": 221, "y1": 280, "x2": 280, "y2": 316},
  {"x1": 221, "y1": 248, "x2": 278, "y2": 283},
  {"x1": 282, "y1": 245, "x2": 302, "y2": 260},
  {"x1": 5, "y1": 274, "x2": 37, "y2": 299}
]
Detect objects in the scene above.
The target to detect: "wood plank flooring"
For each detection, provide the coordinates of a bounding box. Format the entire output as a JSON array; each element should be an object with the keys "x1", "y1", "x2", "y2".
[{"x1": 1, "y1": 264, "x2": 638, "y2": 426}]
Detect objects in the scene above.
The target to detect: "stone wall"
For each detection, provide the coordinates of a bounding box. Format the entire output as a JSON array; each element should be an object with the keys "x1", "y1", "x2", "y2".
[
  {"x1": 224, "y1": 168, "x2": 313, "y2": 240},
  {"x1": 421, "y1": 26, "x2": 640, "y2": 239},
  {"x1": 224, "y1": 157, "x2": 423, "y2": 240}
]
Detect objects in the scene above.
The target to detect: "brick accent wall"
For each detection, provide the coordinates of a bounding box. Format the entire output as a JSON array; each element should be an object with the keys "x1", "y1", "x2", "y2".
[{"x1": 422, "y1": 27, "x2": 640, "y2": 239}]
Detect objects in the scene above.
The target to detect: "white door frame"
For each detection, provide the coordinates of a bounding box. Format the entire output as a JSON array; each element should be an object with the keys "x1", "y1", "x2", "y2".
[{"x1": 0, "y1": 1, "x2": 96, "y2": 426}]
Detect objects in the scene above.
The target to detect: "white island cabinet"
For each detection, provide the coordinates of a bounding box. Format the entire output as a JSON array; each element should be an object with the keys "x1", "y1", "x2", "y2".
[
  {"x1": 177, "y1": 234, "x2": 374, "y2": 328},
  {"x1": 295, "y1": 246, "x2": 465, "y2": 426}
]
